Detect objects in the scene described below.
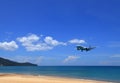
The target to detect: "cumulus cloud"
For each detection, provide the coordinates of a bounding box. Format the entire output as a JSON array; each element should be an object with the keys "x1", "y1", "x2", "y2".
[
  {"x1": 69, "y1": 39, "x2": 86, "y2": 44},
  {"x1": 16, "y1": 33, "x2": 87, "y2": 51},
  {"x1": 24, "y1": 43, "x2": 53, "y2": 51},
  {"x1": 17, "y1": 34, "x2": 39, "y2": 44},
  {"x1": 0, "y1": 41, "x2": 18, "y2": 51},
  {"x1": 63, "y1": 56, "x2": 80, "y2": 63},
  {"x1": 17, "y1": 34, "x2": 66, "y2": 51},
  {"x1": 44, "y1": 36, "x2": 66, "y2": 46}
]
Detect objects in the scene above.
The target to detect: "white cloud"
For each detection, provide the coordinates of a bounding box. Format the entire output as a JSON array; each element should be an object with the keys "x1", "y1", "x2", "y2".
[
  {"x1": 44, "y1": 36, "x2": 66, "y2": 46},
  {"x1": 17, "y1": 34, "x2": 66, "y2": 51},
  {"x1": 63, "y1": 55, "x2": 80, "y2": 63},
  {"x1": 16, "y1": 34, "x2": 87, "y2": 51},
  {"x1": 25, "y1": 43, "x2": 53, "y2": 51},
  {"x1": 17, "y1": 34, "x2": 51, "y2": 51},
  {"x1": 69, "y1": 39, "x2": 86, "y2": 44},
  {"x1": 17, "y1": 34, "x2": 39, "y2": 44},
  {"x1": 0, "y1": 41, "x2": 18, "y2": 51}
]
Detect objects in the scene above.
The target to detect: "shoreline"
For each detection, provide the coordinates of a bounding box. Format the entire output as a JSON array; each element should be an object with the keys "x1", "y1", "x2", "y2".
[{"x1": 0, "y1": 73, "x2": 112, "y2": 83}]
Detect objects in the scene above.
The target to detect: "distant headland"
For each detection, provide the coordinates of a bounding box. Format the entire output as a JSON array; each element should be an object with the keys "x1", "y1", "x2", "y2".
[{"x1": 0, "y1": 57, "x2": 37, "y2": 66}]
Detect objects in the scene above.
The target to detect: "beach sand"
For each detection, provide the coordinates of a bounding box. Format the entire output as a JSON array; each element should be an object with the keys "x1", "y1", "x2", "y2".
[{"x1": 0, "y1": 74, "x2": 112, "y2": 83}]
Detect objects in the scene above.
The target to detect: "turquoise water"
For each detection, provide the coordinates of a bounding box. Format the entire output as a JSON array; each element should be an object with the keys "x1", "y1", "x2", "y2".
[{"x1": 0, "y1": 66, "x2": 120, "y2": 82}]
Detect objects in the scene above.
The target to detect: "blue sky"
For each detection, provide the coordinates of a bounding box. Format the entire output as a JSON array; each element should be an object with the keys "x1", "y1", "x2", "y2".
[{"x1": 0, "y1": 0, "x2": 120, "y2": 66}]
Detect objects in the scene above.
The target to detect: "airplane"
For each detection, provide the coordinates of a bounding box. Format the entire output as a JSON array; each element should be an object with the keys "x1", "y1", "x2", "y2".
[{"x1": 76, "y1": 46, "x2": 95, "y2": 52}]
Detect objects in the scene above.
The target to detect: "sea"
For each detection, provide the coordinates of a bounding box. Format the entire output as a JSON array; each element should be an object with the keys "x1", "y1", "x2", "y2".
[{"x1": 0, "y1": 66, "x2": 120, "y2": 83}]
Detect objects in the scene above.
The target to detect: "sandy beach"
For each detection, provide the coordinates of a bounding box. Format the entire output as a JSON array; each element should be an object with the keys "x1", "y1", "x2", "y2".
[{"x1": 0, "y1": 74, "x2": 112, "y2": 83}]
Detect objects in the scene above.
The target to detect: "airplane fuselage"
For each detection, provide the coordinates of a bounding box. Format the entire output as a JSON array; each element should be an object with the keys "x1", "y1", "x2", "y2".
[{"x1": 76, "y1": 46, "x2": 95, "y2": 52}]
